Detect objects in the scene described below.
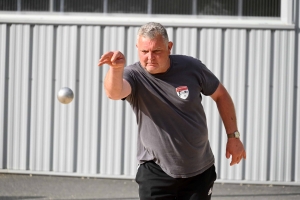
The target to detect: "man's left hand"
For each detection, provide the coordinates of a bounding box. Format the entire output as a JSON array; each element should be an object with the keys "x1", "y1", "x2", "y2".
[{"x1": 226, "y1": 138, "x2": 246, "y2": 166}]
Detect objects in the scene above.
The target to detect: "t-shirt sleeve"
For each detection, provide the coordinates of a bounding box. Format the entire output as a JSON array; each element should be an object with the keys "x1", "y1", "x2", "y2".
[{"x1": 198, "y1": 62, "x2": 220, "y2": 96}]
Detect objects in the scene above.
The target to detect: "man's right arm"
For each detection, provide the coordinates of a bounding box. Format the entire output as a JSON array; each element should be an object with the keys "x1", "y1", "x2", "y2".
[{"x1": 98, "y1": 51, "x2": 132, "y2": 100}]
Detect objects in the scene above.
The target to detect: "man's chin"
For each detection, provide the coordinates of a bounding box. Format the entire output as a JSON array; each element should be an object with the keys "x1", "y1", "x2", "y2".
[{"x1": 145, "y1": 66, "x2": 159, "y2": 74}]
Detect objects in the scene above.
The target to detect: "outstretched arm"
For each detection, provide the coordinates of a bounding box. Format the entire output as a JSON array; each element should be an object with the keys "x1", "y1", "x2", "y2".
[
  {"x1": 98, "y1": 51, "x2": 131, "y2": 100},
  {"x1": 210, "y1": 83, "x2": 246, "y2": 166}
]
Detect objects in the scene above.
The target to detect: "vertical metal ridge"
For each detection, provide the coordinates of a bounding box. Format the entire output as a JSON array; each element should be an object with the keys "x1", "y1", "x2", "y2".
[
  {"x1": 17, "y1": 0, "x2": 21, "y2": 11},
  {"x1": 217, "y1": 28, "x2": 226, "y2": 177},
  {"x1": 242, "y1": 29, "x2": 250, "y2": 180},
  {"x1": 267, "y1": 30, "x2": 275, "y2": 181},
  {"x1": 120, "y1": 100, "x2": 126, "y2": 175},
  {"x1": 147, "y1": 0, "x2": 152, "y2": 15},
  {"x1": 73, "y1": 25, "x2": 81, "y2": 173},
  {"x1": 60, "y1": 0, "x2": 64, "y2": 12},
  {"x1": 50, "y1": 25, "x2": 58, "y2": 172},
  {"x1": 26, "y1": 24, "x2": 34, "y2": 170},
  {"x1": 285, "y1": 30, "x2": 294, "y2": 182},
  {"x1": 291, "y1": 0, "x2": 299, "y2": 182},
  {"x1": 269, "y1": 30, "x2": 279, "y2": 181},
  {"x1": 49, "y1": 0, "x2": 54, "y2": 12},
  {"x1": 219, "y1": 29, "x2": 225, "y2": 85},
  {"x1": 103, "y1": 0, "x2": 108, "y2": 13},
  {"x1": 123, "y1": 26, "x2": 129, "y2": 67},
  {"x1": 192, "y1": 0, "x2": 197, "y2": 15},
  {"x1": 0, "y1": 25, "x2": 5, "y2": 168},
  {"x1": 97, "y1": 26, "x2": 104, "y2": 174},
  {"x1": 120, "y1": 26, "x2": 129, "y2": 175},
  {"x1": 196, "y1": 28, "x2": 201, "y2": 58},
  {"x1": 2, "y1": 24, "x2": 11, "y2": 169},
  {"x1": 173, "y1": 27, "x2": 177, "y2": 54}
]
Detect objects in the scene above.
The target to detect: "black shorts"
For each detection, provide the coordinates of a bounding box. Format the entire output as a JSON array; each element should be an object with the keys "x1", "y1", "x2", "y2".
[{"x1": 135, "y1": 161, "x2": 217, "y2": 200}]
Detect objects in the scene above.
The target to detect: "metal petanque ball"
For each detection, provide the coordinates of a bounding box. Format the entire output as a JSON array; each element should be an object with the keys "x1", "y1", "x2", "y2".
[{"x1": 57, "y1": 87, "x2": 74, "y2": 104}]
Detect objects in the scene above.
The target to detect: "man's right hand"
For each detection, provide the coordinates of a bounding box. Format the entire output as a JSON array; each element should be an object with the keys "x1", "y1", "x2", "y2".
[
  {"x1": 98, "y1": 51, "x2": 131, "y2": 100},
  {"x1": 98, "y1": 51, "x2": 126, "y2": 69}
]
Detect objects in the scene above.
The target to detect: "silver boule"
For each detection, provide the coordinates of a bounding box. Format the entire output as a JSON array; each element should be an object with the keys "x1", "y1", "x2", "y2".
[{"x1": 57, "y1": 87, "x2": 74, "y2": 104}]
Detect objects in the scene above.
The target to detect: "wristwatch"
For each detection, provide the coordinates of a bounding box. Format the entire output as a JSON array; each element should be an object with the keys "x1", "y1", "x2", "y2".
[{"x1": 227, "y1": 131, "x2": 240, "y2": 139}]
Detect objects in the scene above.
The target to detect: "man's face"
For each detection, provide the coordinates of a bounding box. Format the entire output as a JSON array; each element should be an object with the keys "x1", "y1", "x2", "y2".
[{"x1": 136, "y1": 35, "x2": 173, "y2": 74}]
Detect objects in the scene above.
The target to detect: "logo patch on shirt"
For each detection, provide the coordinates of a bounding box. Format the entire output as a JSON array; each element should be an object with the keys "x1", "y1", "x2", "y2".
[{"x1": 176, "y1": 86, "x2": 189, "y2": 99}]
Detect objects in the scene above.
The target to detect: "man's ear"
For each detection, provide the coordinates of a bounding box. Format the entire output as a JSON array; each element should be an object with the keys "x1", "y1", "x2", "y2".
[{"x1": 168, "y1": 41, "x2": 173, "y2": 53}]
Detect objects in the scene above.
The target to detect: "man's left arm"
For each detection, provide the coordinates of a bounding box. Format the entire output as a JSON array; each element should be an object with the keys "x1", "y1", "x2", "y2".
[{"x1": 210, "y1": 83, "x2": 246, "y2": 166}]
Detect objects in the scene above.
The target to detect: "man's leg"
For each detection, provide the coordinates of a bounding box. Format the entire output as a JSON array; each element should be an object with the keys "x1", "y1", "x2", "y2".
[
  {"x1": 135, "y1": 161, "x2": 177, "y2": 200},
  {"x1": 177, "y1": 165, "x2": 217, "y2": 200}
]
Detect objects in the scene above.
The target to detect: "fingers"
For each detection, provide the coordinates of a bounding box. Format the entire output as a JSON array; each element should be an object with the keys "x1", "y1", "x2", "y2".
[
  {"x1": 98, "y1": 51, "x2": 125, "y2": 68},
  {"x1": 228, "y1": 150, "x2": 246, "y2": 166},
  {"x1": 226, "y1": 139, "x2": 246, "y2": 166},
  {"x1": 98, "y1": 52, "x2": 114, "y2": 66},
  {"x1": 243, "y1": 151, "x2": 247, "y2": 159},
  {"x1": 226, "y1": 150, "x2": 230, "y2": 159},
  {"x1": 111, "y1": 51, "x2": 124, "y2": 65},
  {"x1": 230, "y1": 155, "x2": 239, "y2": 166}
]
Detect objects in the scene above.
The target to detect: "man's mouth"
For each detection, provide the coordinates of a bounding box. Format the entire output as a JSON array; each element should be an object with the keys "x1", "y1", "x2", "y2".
[{"x1": 146, "y1": 63, "x2": 157, "y2": 66}]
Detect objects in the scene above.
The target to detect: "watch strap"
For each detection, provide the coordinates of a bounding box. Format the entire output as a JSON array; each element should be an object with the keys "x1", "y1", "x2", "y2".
[{"x1": 227, "y1": 131, "x2": 240, "y2": 138}]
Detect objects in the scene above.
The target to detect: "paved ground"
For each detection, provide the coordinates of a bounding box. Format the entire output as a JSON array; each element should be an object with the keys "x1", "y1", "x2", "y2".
[{"x1": 0, "y1": 174, "x2": 300, "y2": 200}]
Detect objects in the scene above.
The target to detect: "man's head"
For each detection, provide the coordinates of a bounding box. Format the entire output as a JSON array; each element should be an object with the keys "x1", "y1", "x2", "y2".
[
  {"x1": 136, "y1": 22, "x2": 173, "y2": 74},
  {"x1": 137, "y1": 22, "x2": 169, "y2": 45}
]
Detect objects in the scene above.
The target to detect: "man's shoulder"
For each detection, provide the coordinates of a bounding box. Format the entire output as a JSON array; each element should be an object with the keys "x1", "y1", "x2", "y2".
[
  {"x1": 170, "y1": 54, "x2": 196, "y2": 59},
  {"x1": 170, "y1": 55, "x2": 205, "y2": 69},
  {"x1": 170, "y1": 54, "x2": 203, "y2": 64}
]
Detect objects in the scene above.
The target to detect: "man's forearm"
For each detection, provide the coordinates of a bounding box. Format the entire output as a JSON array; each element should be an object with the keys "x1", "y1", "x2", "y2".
[
  {"x1": 104, "y1": 67, "x2": 124, "y2": 100},
  {"x1": 215, "y1": 92, "x2": 238, "y2": 134}
]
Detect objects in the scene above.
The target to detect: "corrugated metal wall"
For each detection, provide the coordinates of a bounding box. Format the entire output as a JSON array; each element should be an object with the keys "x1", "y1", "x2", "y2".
[
  {"x1": 294, "y1": 0, "x2": 300, "y2": 184},
  {"x1": 0, "y1": 12, "x2": 299, "y2": 184}
]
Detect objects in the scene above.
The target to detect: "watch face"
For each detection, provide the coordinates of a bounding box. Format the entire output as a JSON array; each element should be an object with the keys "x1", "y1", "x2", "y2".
[{"x1": 234, "y1": 131, "x2": 240, "y2": 138}]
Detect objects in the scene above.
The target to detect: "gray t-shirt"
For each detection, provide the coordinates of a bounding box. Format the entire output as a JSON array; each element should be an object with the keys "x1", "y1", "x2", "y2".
[{"x1": 123, "y1": 55, "x2": 220, "y2": 178}]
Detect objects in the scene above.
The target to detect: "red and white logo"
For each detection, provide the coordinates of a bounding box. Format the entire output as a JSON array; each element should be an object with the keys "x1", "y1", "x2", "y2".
[{"x1": 176, "y1": 86, "x2": 189, "y2": 99}]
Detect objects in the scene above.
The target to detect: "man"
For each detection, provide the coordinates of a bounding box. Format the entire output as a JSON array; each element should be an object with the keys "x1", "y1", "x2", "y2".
[{"x1": 98, "y1": 22, "x2": 246, "y2": 200}]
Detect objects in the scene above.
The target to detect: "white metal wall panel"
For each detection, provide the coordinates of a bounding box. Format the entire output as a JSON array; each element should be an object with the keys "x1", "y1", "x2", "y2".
[
  {"x1": 199, "y1": 28, "x2": 223, "y2": 177},
  {"x1": 166, "y1": 27, "x2": 174, "y2": 50},
  {"x1": 125, "y1": 27, "x2": 140, "y2": 65},
  {"x1": 100, "y1": 26, "x2": 126, "y2": 176},
  {"x1": 174, "y1": 28, "x2": 198, "y2": 57},
  {"x1": 29, "y1": 25, "x2": 54, "y2": 171},
  {"x1": 246, "y1": 30, "x2": 272, "y2": 181},
  {"x1": 7, "y1": 24, "x2": 31, "y2": 170},
  {"x1": 296, "y1": 27, "x2": 300, "y2": 183},
  {"x1": 53, "y1": 25, "x2": 78, "y2": 173},
  {"x1": 0, "y1": 24, "x2": 7, "y2": 168},
  {"x1": 76, "y1": 26, "x2": 101, "y2": 174},
  {"x1": 0, "y1": 21, "x2": 299, "y2": 185},
  {"x1": 270, "y1": 31, "x2": 295, "y2": 182},
  {"x1": 294, "y1": 0, "x2": 300, "y2": 183},
  {"x1": 220, "y1": 29, "x2": 248, "y2": 181}
]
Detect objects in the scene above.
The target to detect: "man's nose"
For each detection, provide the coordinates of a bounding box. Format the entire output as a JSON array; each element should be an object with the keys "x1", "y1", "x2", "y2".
[{"x1": 148, "y1": 52, "x2": 154, "y2": 60}]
